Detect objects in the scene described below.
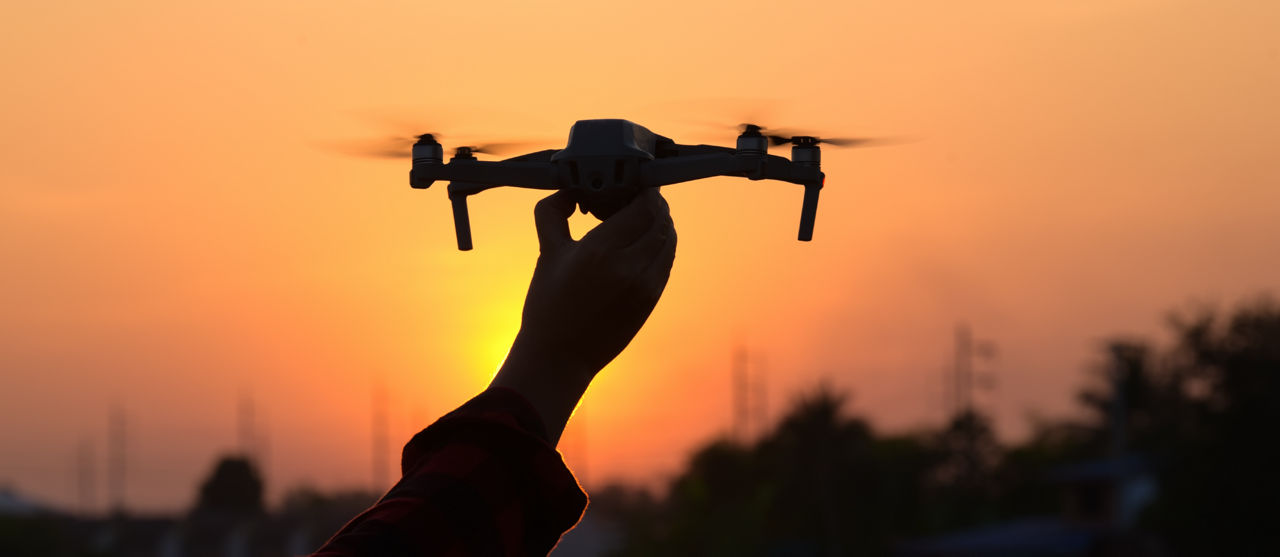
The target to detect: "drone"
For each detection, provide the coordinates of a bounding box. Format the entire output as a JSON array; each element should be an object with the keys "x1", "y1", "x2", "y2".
[{"x1": 373, "y1": 119, "x2": 890, "y2": 250}]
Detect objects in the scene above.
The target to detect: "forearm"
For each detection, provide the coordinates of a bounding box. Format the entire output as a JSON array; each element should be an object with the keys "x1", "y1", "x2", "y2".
[{"x1": 489, "y1": 341, "x2": 596, "y2": 446}]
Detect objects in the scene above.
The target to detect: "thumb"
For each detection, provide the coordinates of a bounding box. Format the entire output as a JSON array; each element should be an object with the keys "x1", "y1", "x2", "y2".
[{"x1": 534, "y1": 190, "x2": 576, "y2": 254}]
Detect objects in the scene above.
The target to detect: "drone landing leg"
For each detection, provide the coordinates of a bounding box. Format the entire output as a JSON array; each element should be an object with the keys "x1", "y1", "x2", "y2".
[
  {"x1": 798, "y1": 181, "x2": 822, "y2": 242},
  {"x1": 448, "y1": 192, "x2": 473, "y2": 251}
]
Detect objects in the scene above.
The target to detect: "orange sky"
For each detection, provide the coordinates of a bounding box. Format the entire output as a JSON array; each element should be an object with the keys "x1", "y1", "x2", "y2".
[{"x1": 3, "y1": 0, "x2": 1279, "y2": 513}]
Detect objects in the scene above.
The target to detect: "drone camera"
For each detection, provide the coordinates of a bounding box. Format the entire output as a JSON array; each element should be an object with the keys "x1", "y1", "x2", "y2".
[
  {"x1": 565, "y1": 157, "x2": 637, "y2": 191},
  {"x1": 562, "y1": 156, "x2": 641, "y2": 218}
]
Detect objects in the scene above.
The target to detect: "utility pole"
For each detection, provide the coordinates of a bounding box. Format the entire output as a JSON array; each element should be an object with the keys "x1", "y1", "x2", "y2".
[
  {"x1": 107, "y1": 406, "x2": 126, "y2": 515},
  {"x1": 371, "y1": 384, "x2": 389, "y2": 492},
  {"x1": 257, "y1": 406, "x2": 271, "y2": 492},
  {"x1": 952, "y1": 322, "x2": 997, "y2": 419},
  {"x1": 238, "y1": 392, "x2": 270, "y2": 495},
  {"x1": 732, "y1": 346, "x2": 749, "y2": 442},
  {"x1": 732, "y1": 346, "x2": 772, "y2": 442},
  {"x1": 238, "y1": 392, "x2": 257, "y2": 461},
  {"x1": 752, "y1": 354, "x2": 769, "y2": 439},
  {"x1": 76, "y1": 437, "x2": 95, "y2": 516},
  {"x1": 954, "y1": 324, "x2": 974, "y2": 417}
]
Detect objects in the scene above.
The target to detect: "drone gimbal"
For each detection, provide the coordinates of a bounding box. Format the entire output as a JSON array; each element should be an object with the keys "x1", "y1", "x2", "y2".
[{"x1": 409, "y1": 119, "x2": 828, "y2": 251}]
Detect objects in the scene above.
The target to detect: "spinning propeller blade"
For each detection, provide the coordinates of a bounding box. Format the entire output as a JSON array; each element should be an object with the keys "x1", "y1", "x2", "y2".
[
  {"x1": 452, "y1": 141, "x2": 546, "y2": 157},
  {"x1": 333, "y1": 133, "x2": 549, "y2": 160},
  {"x1": 746, "y1": 125, "x2": 910, "y2": 149},
  {"x1": 331, "y1": 132, "x2": 442, "y2": 159}
]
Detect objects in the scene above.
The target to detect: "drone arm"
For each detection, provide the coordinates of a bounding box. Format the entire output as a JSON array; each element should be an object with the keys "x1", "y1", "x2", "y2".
[
  {"x1": 643, "y1": 154, "x2": 825, "y2": 241},
  {"x1": 752, "y1": 157, "x2": 826, "y2": 241},
  {"x1": 642, "y1": 154, "x2": 825, "y2": 186},
  {"x1": 640, "y1": 154, "x2": 757, "y2": 187},
  {"x1": 435, "y1": 160, "x2": 562, "y2": 250},
  {"x1": 435, "y1": 149, "x2": 826, "y2": 248},
  {"x1": 417, "y1": 161, "x2": 559, "y2": 190},
  {"x1": 754, "y1": 156, "x2": 824, "y2": 184},
  {"x1": 503, "y1": 149, "x2": 560, "y2": 162},
  {"x1": 446, "y1": 177, "x2": 559, "y2": 250},
  {"x1": 444, "y1": 181, "x2": 520, "y2": 251}
]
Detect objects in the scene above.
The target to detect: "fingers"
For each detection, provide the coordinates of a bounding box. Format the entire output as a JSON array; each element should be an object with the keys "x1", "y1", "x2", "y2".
[
  {"x1": 612, "y1": 225, "x2": 677, "y2": 334},
  {"x1": 622, "y1": 192, "x2": 674, "y2": 262},
  {"x1": 534, "y1": 190, "x2": 577, "y2": 254},
  {"x1": 581, "y1": 188, "x2": 661, "y2": 251},
  {"x1": 639, "y1": 219, "x2": 677, "y2": 296}
]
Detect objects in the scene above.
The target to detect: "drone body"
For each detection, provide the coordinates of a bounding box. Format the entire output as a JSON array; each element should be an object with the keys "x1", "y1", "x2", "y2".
[{"x1": 409, "y1": 119, "x2": 829, "y2": 250}]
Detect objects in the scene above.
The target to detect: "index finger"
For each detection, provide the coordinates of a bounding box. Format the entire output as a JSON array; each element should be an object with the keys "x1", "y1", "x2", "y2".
[{"x1": 534, "y1": 190, "x2": 577, "y2": 254}]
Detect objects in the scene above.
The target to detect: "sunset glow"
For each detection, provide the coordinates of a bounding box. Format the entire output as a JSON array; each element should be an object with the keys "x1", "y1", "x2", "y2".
[{"x1": 3, "y1": 0, "x2": 1279, "y2": 514}]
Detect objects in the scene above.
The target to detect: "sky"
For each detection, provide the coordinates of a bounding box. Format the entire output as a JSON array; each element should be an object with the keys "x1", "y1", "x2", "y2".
[{"x1": 2, "y1": 0, "x2": 1278, "y2": 513}]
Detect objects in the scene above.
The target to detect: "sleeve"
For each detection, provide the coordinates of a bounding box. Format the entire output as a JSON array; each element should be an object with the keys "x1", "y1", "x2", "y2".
[{"x1": 309, "y1": 387, "x2": 589, "y2": 557}]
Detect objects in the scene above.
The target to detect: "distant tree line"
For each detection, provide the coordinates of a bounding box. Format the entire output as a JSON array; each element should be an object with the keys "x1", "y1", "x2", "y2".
[{"x1": 589, "y1": 298, "x2": 1280, "y2": 557}]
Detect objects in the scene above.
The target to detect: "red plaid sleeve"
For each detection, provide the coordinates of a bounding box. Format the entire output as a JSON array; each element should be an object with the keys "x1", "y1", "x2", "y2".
[{"x1": 310, "y1": 387, "x2": 588, "y2": 557}]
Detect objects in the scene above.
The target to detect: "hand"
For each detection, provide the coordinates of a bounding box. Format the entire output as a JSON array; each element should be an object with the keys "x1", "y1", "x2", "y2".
[
  {"x1": 515, "y1": 187, "x2": 677, "y2": 378},
  {"x1": 490, "y1": 188, "x2": 677, "y2": 443}
]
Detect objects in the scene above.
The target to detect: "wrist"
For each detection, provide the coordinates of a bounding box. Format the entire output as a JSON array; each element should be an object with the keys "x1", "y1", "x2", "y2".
[
  {"x1": 490, "y1": 339, "x2": 596, "y2": 446},
  {"x1": 504, "y1": 332, "x2": 600, "y2": 385}
]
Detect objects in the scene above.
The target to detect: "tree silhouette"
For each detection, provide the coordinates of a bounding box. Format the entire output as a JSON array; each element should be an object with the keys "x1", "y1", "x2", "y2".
[
  {"x1": 1143, "y1": 299, "x2": 1280, "y2": 555},
  {"x1": 603, "y1": 385, "x2": 942, "y2": 557},
  {"x1": 595, "y1": 297, "x2": 1278, "y2": 557},
  {"x1": 193, "y1": 455, "x2": 264, "y2": 517}
]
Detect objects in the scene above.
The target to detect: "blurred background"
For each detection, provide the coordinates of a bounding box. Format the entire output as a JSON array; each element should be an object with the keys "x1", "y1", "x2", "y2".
[{"x1": 2, "y1": 0, "x2": 1277, "y2": 555}]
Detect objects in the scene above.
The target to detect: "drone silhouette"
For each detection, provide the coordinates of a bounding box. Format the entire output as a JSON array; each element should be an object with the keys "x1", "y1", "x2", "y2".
[{"x1": 361, "y1": 119, "x2": 893, "y2": 250}]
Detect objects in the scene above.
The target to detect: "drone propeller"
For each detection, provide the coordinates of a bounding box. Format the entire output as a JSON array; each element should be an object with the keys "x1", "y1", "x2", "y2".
[
  {"x1": 334, "y1": 133, "x2": 549, "y2": 160},
  {"x1": 737, "y1": 123, "x2": 908, "y2": 149},
  {"x1": 766, "y1": 134, "x2": 899, "y2": 148},
  {"x1": 331, "y1": 132, "x2": 442, "y2": 159},
  {"x1": 451, "y1": 141, "x2": 544, "y2": 157}
]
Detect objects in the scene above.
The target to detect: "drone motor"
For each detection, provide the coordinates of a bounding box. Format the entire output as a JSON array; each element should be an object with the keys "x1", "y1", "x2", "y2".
[
  {"x1": 410, "y1": 134, "x2": 443, "y2": 167},
  {"x1": 735, "y1": 125, "x2": 769, "y2": 156},
  {"x1": 789, "y1": 137, "x2": 821, "y2": 166}
]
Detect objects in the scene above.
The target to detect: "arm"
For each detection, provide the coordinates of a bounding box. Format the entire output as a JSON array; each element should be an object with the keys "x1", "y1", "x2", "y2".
[
  {"x1": 493, "y1": 187, "x2": 677, "y2": 444},
  {"x1": 311, "y1": 188, "x2": 676, "y2": 556}
]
